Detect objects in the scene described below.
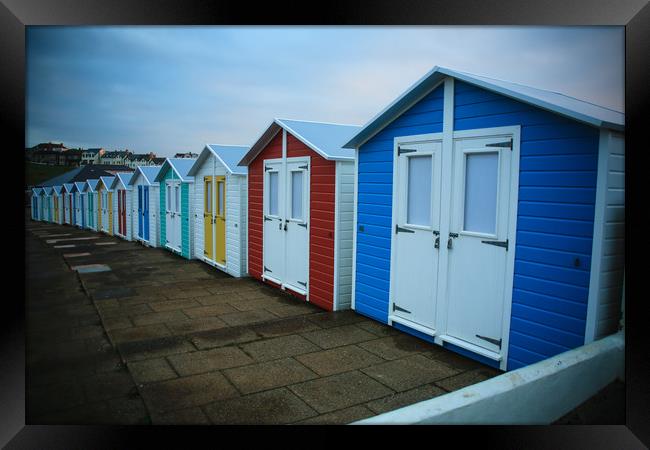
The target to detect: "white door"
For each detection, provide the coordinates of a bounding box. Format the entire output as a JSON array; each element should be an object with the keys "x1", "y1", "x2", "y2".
[
  {"x1": 284, "y1": 158, "x2": 310, "y2": 293},
  {"x1": 391, "y1": 140, "x2": 443, "y2": 330},
  {"x1": 444, "y1": 135, "x2": 513, "y2": 353},
  {"x1": 262, "y1": 160, "x2": 285, "y2": 285},
  {"x1": 165, "y1": 181, "x2": 181, "y2": 251},
  {"x1": 102, "y1": 191, "x2": 108, "y2": 232}
]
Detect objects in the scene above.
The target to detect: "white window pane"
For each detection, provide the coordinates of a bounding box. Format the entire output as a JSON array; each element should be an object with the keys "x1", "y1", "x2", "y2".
[
  {"x1": 175, "y1": 186, "x2": 180, "y2": 212},
  {"x1": 407, "y1": 155, "x2": 432, "y2": 226},
  {"x1": 291, "y1": 171, "x2": 303, "y2": 220},
  {"x1": 206, "y1": 181, "x2": 212, "y2": 213},
  {"x1": 218, "y1": 182, "x2": 224, "y2": 216},
  {"x1": 269, "y1": 172, "x2": 278, "y2": 216},
  {"x1": 167, "y1": 185, "x2": 171, "y2": 210},
  {"x1": 464, "y1": 152, "x2": 498, "y2": 234}
]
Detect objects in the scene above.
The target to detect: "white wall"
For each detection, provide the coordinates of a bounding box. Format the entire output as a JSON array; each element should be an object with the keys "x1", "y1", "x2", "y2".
[
  {"x1": 585, "y1": 130, "x2": 625, "y2": 342},
  {"x1": 335, "y1": 161, "x2": 355, "y2": 310}
]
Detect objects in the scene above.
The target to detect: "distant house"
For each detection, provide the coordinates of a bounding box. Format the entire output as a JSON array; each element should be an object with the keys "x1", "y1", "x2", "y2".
[
  {"x1": 151, "y1": 157, "x2": 166, "y2": 165},
  {"x1": 173, "y1": 152, "x2": 199, "y2": 159},
  {"x1": 27, "y1": 142, "x2": 82, "y2": 166},
  {"x1": 81, "y1": 148, "x2": 106, "y2": 165},
  {"x1": 126, "y1": 152, "x2": 157, "y2": 168},
  {"x1": 100, "y1": 150, "x2": 131, "y2": 165}
]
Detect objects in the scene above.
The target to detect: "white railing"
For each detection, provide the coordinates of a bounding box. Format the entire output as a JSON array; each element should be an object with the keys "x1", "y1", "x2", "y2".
[{"x1": 353, "y1": 331, "x2": 624, "y2": 425}]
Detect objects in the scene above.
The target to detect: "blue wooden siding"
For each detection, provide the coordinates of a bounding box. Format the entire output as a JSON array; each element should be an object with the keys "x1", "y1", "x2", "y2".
[
  {"x1": 354, "y1": 79, "x2": 599, "y2": 371},
  {"x1": 181, "y1": 183, "x2": 190, "y2": 259},
  {"x1": 354, "y1": 83, "x2": 445, "y2": 323},
  {"x1": 453, "y1": 80, "x2": 599, "y2": 370}
]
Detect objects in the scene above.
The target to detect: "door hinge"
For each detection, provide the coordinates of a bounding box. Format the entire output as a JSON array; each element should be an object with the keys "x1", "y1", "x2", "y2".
[
  {"x1": 393, "y1": 303, "x2": 411, "y2": 314},
  {"x1": 264, "y1": 265, "x2": 272, "y2": 273},
  {"x1": 481, "y1": 239, "x2": 508, "y2": 251},
  {"x1": 297, "y1": 281, "x2": 307, "y2": 287},
  {"x1": 297, "y1": 223, "x2": 308, "y2": 228},
  {"x1": 476, "y1": 334, "x2": 502, "y2": 348},
  {"x1": 298, "y1": 165, "x2": 308, "y2": 170},
  {"x1": 398, "y1": 146, "x2": 417, "y2": 156},
  {"x1": 485, "y1": 138, "x2": 512, "y2": 150},
  {"x1": 395, "y1": 225, "x2": 415, "y2": 234},
  {"x1": 264, "y1": 216, "x2": 272, "y2": 221},
  {"x1": 265, "y1": 165, "x2": 273, "y2": 171}
]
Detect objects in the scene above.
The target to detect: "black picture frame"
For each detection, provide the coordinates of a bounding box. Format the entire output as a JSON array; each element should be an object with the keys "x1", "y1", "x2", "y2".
[{"x1": 4, "y1": 0, "x2": 648, "y2": 447}]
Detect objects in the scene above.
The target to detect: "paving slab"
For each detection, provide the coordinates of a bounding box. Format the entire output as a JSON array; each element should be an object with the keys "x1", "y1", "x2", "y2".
[
  {"x1": 239, "y1": 334, "x2": 321, "y2": 362},
  {"x1": 127, "y1": 358, "x2": 178, "y2": 384},
  {"x1": 219, "y1": 309, "x2": 279, "y2": 327},
  {"x1": 149, "y1": 298, "x2": 202, "y2": 312},
  {"x1": 435, "y1": 367, "x2": 500, "y2": 392},
  {"x1": 289, "y1": 371, "x2": 393, "y2": 414},
  {"x1": 301, "y1": 324, "x2": 378, "y2": 349},
  {"x1": 167, "y1": 346, "x2": 254, "y2": 376},
  {"x1": 190, "y1": 326, "x2": 260, "y2": 350},
  {"x1": 118, "y1": 336, "x2": 196, "y2": 362},
  {"x1": 183, "y1": 303, "x2": 238, "y2": 318},
  {"x1": 223, "y1": 357, "x2": 318, "y2": 395},
  {"x1": 150, "y1": 407, "x2": 211, "y2": 425},
  {"x1": 131, "y1": 310, "x2": 189, "y2": 327},
  {"x1": 166, "y1": 317, "x2": 229, "y2": 335},
  {"x1": 295, "y1": 345, "x2": 384, "y2": 377},
  {"x1": 358, "y1": 334, "x2": 439, "y2": 361},
  {"x1": 356, "y1": 320, "x2": 401, "y2": 337},
  {"x1": 307, "y1": 310, "x2": 368, "y2": 329},
  {"x1": 366, "y1": 384, "x2": 447, "y2": 414},
  {"x1": 204, "y1": 388, "x2": 318, "y2": 425},
  {"x1": 250, "y1": 316, "x2": 321, "y2": 338},
  {"x1": 140, "y1": 371, "x2": 239, "y2": 414},
  {"x1": 91, "y1": 286, "x2": 137, "y2": 300},
  {"x1": 295, "y1": 405, "x2": 376, "y2": 425},
  {"x1": 361, "y1": 354, "x2": 460, "y2": 392},
  {"x1": 109, "y1": 323, "x2": 171, "y2": 344},
  {"x1": 82, "y1": 370, "x2": 138, "y2": 403}
]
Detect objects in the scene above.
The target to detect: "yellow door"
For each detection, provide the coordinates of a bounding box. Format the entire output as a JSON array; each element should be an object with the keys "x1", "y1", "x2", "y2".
[
  {"x1": 203, "y1": 177, "x2": 214, "y2": 261},
  {"x1": 107, "y1": 191, "x2": 113, "y2": 235},
  {"x1": 97, "y1": 188, "x2": 103, "y2": 230},
  {"x1": 216, "y1": 176, "x2": 226, "y2": 265},
  {"x1": 54, "y1": 197, "x2": 58, "y2": 222}
]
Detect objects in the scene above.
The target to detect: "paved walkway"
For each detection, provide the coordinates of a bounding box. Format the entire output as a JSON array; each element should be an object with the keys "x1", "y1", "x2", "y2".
[{"x1": 26, "y1": 217, "x2": 499, "y2": 425}]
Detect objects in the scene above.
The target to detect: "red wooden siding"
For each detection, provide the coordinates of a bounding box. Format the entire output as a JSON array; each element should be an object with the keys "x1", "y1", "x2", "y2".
[{"x1": 247, "y1": 131, "x2": 336, "y2": 311}]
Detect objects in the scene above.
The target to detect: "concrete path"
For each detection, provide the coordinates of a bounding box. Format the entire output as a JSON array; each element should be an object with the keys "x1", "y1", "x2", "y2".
[{"x1": 26, "y1": 218, "x2": 500, "y2": 425}]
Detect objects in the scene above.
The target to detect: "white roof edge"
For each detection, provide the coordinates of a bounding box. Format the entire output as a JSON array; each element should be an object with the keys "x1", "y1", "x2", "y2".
[
  {"x1": 275, "y1": 118, "x2": 333, "y2": 161},
  {"x1": 344, "y1": 65, "x2": 624, "y2": 148},
  {"x1": 238, "y1": 121, "x2": 283, "y2": 167}
]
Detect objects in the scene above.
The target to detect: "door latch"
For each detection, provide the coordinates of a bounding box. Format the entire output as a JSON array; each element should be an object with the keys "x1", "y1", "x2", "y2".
[
  {"x1": 447, "y1": 232, "x2": 458, "y2": 249},
  {"x1": 283, "y1": 221, "x2": 288, "y2": 231},
  {"x1": 278, "y1": 222, "x2": 282, "y2": 230},
  {"x1": 433, "y1": 230, "x2": 440, "y2": 249},
  {"x1": 475, "y1": 334, "x2": 502, "y2": 348}
]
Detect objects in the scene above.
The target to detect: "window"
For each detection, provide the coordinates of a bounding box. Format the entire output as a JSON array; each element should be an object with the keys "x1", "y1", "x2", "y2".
[
  {"x1": 406, "y1": 155, "x2": 432, "y2": 226},
  {"x1": 291, "y1": 171, "x2": 303, "y2": 220},
  {"x1": 269, "y1": 172, "x2": 279, "y2": 216},
  {"x1": 174, "y1": 185, "x2": 180, "y2": 213},
  {"x1": 463, "y1": 152, "x2": 498, "y2": 234},
  {"x1": 167, "y1": 185, "x2": 171, "y2": 210},
  {"x1": 205, "y1": 181, "x2": 212, "y2": 213},
  {"x1": 217, "y1": 181, "x2": 224, "y2": 216}
]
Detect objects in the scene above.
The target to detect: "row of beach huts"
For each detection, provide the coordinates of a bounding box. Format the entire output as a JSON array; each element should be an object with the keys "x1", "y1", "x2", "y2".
[{"x1": 28, "y1": 66, "x2": 625, "y2": 372}]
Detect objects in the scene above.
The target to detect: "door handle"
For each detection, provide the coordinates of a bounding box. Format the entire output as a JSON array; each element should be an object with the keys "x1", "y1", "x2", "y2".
[
  {"x1": 278, "y1": 222, "x2": 282, "y2": 230},
  {"x1": 283, "y1": 221, "x2": 288, "y2": 231},
  {"x1": 447, "y1": 232, "x2": 458, "y2": 249}
]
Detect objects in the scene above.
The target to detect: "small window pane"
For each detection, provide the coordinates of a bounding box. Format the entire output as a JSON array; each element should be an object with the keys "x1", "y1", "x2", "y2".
[
  {"x1": 175, "y1": 185, "x2": 180, "y2": 213},
  {"x1": 218, "y1": 182, "x2": 224, "y2": 216},
  {"x1": 464, "y1": 152, "x2": 498, "y2": 234},
  {"x1": 269, "y1": 172, "x2": 278, "y2": 216},
  {"x1": 407, "y1": 155, "x2": 432, "y2": 226},
  {"x1": 206, "y1": 181, "x2": 212, "y2": 213},
  {"x1": 167, "y1": 185, "x2": 171, "y2": 210},
  {"x1": 291, "y1": 171, "x2": 303, "y2": 220}
]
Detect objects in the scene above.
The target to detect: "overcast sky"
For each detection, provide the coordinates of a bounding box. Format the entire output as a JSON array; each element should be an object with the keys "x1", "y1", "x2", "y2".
[{"x1": 26, "y1": 26, "x2": 624, "y2": 157}]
